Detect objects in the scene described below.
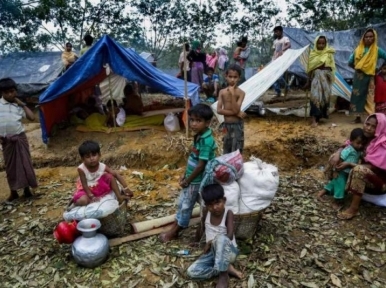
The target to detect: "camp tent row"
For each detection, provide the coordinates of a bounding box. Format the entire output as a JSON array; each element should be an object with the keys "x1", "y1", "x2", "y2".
[
  {"x1": 212, "y1": 23, "x2": 386, "y2": 121},
  {"x1": 38, "y1": 35, "x2": 200, "y2": 144}
]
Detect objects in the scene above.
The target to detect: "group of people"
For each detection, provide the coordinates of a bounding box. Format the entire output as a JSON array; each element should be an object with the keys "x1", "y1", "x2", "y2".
[
  {"x1": 61, "y1": 34, "x2": 94, "y2": 70},
  {"x1": 0, "y1": 60, "x2": 248, "y2": 286},
  {"x1": 302, "y1": 28, "x2": 386, "y2": 127},
  {"x1": 3, "y1": 25, "x2": 386, "y2": 287},
  {"x1": 178, "y1": 37, "x2": 250, "y2": 103},
  {"x1": 317, "y1": 112, "x2": 386, "y2": 220}
]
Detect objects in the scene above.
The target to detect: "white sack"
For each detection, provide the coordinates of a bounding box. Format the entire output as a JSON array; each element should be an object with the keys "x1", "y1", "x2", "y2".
[
  {"x1": 238, "y1": 157, "x2": 279, "y2": 213},
  {"x1": 63, "y1": 193, "x2": 119, "y2": 221},
  {"x1": 362, "y1": 193, "x2": 386, "y2": 207},
  {"x1": 222, "y1": 181, "x2": 240, "y2": 214}
]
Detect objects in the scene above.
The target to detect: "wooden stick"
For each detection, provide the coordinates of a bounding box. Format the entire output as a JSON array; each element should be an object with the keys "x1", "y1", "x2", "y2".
[
  {"x1": 305, "y1": 89, "x2": 309, "y2": 118},
  {"x1": 109, "y1": 217, "x2": 201, "y2": 247},
  {"x1": 183, "y1": 42, "x2": 189, "y2": 138}
]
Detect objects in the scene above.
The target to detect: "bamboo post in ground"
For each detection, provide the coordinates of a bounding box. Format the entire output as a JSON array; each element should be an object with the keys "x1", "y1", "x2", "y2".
[
  {"x1": 183, "y1": 43, "x2": 189, "y2": 138},
  {"x1": 105, "y1": 64, "x2": 116, "y2": 129},
  {"x1": 305, "y1": 89, "x2": 309, "y2": 118},
  {"x1": 283, "y1": 71, "x2": 289, "y2": 102}
]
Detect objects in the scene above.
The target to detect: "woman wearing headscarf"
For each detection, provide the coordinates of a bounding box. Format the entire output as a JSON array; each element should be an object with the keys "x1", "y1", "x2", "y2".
[
  {"x1": 306, "y1": 35, "x2": 336, "y2": 127},
  {"x1": 348, "y1": 28, "x2": 386, "y2": 123},
  {"x1": 187, "y1": 40, "x2": 206, "y2": 87},
  {"x1": 217, "y1": 48, "x2": 229, "y2": 88},
  {"x1": 206, "y1": 50, "x2": 218, "y2": 70},
  {"x1": 329, "y1": 113, "x2": 386, "y2": 219}
]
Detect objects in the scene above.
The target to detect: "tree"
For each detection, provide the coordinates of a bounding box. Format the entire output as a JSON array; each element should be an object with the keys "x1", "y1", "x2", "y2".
[
  {"x1": 129, "y1": 0, "x2": 188, "y2": 61},
  {"x1": 0, "y1": 0, "x2": 141, "y2": 54},
  {"x1": 286, "y1": 0, "x2": 385, "y2": 31}
]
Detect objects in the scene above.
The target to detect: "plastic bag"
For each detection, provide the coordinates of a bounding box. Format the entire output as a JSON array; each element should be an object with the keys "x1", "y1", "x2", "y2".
[
  {"x1": 164, "y1": 113, "x2": 180, "y2": 132},
  {"x1": 222, "y1": 182, "x2": 240, "y2": 214},
  {"x1": 213, "y1": 150, "x2": 244, "y2": 185},
  {"x1": 238, "y1": 157, "x2": 279, "y2": 213},
  {"x1": 63, "y1": 193, "x2": 119, "y2": 221}
]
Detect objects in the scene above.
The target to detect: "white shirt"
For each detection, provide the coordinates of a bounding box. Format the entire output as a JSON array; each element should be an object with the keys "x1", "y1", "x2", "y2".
[
  {"x1": 78, "y1": 162, "x2": 106, "y2": 187},
  {"x1": 273, "y1": 36, "x2": 290, "y2": 60},
  {"x1": 205, "y1": 208, "x2": 237, "y2": 247},
  {"x1": 0, "y1": 97, "x2": 26, "y2": 137},
  {"x1": 179, "y1": 51, "x2": 190, "y2": 71}
]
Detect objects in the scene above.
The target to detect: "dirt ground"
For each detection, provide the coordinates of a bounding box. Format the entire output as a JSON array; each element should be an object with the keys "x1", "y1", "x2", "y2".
[{"x1": 1, "y1": 95, "x2": 386, "y2": 287}]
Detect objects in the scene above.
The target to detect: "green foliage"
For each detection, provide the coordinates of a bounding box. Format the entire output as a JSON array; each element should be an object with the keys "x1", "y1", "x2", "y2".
[{"x1": 286, "y1": 0, "x2": 386, "y2": 31}]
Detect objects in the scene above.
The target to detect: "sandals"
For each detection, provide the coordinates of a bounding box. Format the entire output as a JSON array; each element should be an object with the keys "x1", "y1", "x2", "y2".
[{"x1": 337, "y1": 210, "x2": 359, "y2": 220}]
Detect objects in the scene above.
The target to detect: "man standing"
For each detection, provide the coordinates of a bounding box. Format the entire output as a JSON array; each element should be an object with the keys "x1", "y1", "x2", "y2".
[
  {"x1": 178, "y1": 43, "x2": 191, "y2": 82},
  {"x1": 61, "y1": 42, "x2": 78, "y2": 71},
  {"x1": 272, "y1": 26, "x2": 291, "y2": 96},
  {"x1": 234, "y1": 36, "x2": 250, "y2": 84},
  {"x1": 80, "y1": 34, "x2": 94, "y2": 56}
]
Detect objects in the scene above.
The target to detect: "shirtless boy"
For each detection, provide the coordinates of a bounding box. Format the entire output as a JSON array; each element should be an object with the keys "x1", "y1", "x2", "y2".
[{"x1": 217, "y1": 64, "x2": 246, "y2": 154}]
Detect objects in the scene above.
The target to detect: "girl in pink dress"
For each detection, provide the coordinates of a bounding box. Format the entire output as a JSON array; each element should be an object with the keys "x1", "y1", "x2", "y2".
[{"x1": 72, "y1": 140, "x2": 133, "y2": 206}]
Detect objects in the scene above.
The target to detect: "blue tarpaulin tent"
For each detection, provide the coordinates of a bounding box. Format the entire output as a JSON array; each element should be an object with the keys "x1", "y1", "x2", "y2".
[
  {"x1": 0, "y1": 51, "x2": 63, "y2": 98},
  {"x1": 39, "y1": 35, "x2": 199, "y2": 144}
]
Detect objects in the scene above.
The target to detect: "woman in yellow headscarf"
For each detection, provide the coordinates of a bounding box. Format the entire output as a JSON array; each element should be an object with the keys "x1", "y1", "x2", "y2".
[
  {"x1": 306, "y1": 35, "x2": 336, "y2": 127},
  {"x1": 349, "y1": 28, "x2": 386, "y2": 123}
]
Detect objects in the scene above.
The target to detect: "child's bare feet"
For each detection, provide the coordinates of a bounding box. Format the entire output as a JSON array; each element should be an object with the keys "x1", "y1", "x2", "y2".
[
  {"x1": 228, "y1": 264, "x2": 243, "y2": 279},
  {"x1": 331, "y1": 200, "x2": 343, "y2": 211},
  {"x1": 216, "y1": 272, "x2": 229, "y2": 288},
  {"x1": 159, "y1": 223, "x2": 181, "y2": 243},
  {"x1": 316, "y1": 189, "x2": 328, "y2": 202}
]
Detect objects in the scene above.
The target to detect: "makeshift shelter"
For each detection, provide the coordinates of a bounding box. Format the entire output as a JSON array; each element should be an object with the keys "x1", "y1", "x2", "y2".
[
  {"x1": 211, "y1": 23, "x2": 386, "y2": 121},
  {"x1": 285, "y1": 23, "x2": 386, "y2": 80},
  {"x1": 39, "y1": 35, "x2": 199, "y2": 144},
  {"x1": 0, "y1": 51, "x2": 63, "y2": 98},
  {"x1": 211, "y1": 46, "x2": 310, "y2": 122}
]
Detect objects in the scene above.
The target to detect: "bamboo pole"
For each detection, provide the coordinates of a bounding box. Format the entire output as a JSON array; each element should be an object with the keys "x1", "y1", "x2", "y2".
[
  {"x1": 183, "y1": 43, "x2": 189, "y2": 137},
  {"x1": 283, "y1": 71, "x2": 289, "y2": 102},
  {"x1": 305, "y1": 89, "x2": 309, "y2": 118},
  {"x1": 106, "y1": 64, "x2": 116, "y2": 129},
  {"x1": 109, "y1": 217, "x2": 200, "y2": 246}
]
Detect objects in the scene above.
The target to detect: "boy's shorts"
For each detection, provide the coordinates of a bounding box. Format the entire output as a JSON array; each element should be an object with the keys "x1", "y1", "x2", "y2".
[
  {"x1": 220, "y1": 121, "x2": 244, "y2": 154},
  {"x1": 175, "y1": 184, "x2": 201, "y2": 228}
]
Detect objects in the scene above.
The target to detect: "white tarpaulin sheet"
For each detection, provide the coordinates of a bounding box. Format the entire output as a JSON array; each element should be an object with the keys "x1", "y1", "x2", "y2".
[
  {"x1": 211, "y1": 46, "x2": 309, "y2": 123},
  {"x1": 99, "y1": 73, "x2": 127, "y2": 104}
]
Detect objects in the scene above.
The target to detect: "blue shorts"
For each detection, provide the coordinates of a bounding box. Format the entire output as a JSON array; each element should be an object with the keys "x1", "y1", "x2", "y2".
[{"x1": 175, "y1": 184, "x2": 200, "y2": 228}]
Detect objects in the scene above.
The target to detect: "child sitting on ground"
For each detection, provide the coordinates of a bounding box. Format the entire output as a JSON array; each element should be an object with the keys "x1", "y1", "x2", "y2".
[
  {"x1": 317, "y1": 128, "x2": 364, "y2": 209},
  {"x1": 159, "y1": 104, "x2": 217, "y2": 242},
  {"x1": 187, "y1": 184, "x2": 243, "y2": 287},
  {"x1": 217, "y1": 64, "x2": 246, "y2": 154},
  {"x1": 202, "y1": 67, "x2": 219, "y2": 103},
  {"x1": 71, "y1": 140, "x2": 133, "y2": 207},
  {"x1": 105, "y1": 99, "x2": 126, "y2": 127}
]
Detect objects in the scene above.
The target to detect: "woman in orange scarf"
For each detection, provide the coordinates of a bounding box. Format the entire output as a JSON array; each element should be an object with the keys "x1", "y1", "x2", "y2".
[{"x1": 348, "y1": 28, "x2": 386, "y2": 123}]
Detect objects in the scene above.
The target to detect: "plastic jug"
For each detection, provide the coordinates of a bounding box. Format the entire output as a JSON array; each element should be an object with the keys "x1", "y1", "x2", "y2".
[{"x1": 164, "y1": 113, "x2": 180, "y2": 132}]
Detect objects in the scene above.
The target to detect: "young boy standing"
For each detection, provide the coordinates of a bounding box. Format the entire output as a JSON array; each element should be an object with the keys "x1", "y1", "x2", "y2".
[
  {"x1": 159, "y1": 104, "x2": 217, "y2": 242},
  {"x1": 0, "y1": 78, "x2": 38, "y2": 201},
  {"x1": 272, "y1": 26, "x2": 291, "y2": 97},
  {"x1": 217, "y1": 64, "x2": 246, "y2": 154},
  {"x1": 187, "y1": 184, "x2": 243, "y2": 287}
]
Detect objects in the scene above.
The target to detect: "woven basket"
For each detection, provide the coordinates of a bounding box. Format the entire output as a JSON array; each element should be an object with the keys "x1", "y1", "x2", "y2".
[
  {"x1": 234, "y1": 209, "x2": 264, "y2": 240},
  {"x1": 99, "y1": 200, "x2": 128, "y2": 238}
]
